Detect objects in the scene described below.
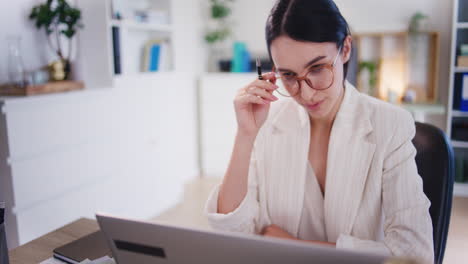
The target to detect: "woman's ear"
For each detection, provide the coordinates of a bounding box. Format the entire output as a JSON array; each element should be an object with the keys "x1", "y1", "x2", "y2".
[{"x1": 341, "y1": 35, "x2": 353, "y2": 64}]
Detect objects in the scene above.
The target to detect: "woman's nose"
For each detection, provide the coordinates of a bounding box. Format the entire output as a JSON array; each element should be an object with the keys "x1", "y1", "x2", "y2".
[{"x1": 299, "y1": 80, "x2": 317, "y2": 101}]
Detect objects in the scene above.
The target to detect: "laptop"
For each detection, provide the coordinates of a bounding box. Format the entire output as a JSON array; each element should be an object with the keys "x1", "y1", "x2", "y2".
[{"x1": 96, "y1": 213, "x2": 395, "y2": 264}]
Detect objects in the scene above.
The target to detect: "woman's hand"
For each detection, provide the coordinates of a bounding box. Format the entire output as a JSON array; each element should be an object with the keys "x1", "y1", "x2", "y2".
[
  {"x1": 261, "y1": 224, "x2": 336, "y2": 247},
  {"x1": 234, "y1": 73, "x2": 278, "y2": 137},
  {"x1": 261, "y1": 224, "x2": 297, "y2": 241}
]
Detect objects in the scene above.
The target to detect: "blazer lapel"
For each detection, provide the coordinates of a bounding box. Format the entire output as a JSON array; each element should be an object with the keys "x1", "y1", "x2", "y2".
[
  {"x1": 269, "y1": 99, "x2": 310, "y2": 237},
  {"x1": 324, "y1": 83, "x2": 376, "y2": 242}
]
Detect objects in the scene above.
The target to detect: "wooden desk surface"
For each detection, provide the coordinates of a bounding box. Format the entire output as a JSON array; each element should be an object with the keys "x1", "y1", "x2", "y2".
[{"x1": 8, "y1": 218, "x2": 99, "y2": 264}]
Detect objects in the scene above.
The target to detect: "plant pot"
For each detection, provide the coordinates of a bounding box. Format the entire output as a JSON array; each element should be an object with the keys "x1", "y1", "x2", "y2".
[{"x1": 48, "y1": 59, "x2": 71, "y2": 81}]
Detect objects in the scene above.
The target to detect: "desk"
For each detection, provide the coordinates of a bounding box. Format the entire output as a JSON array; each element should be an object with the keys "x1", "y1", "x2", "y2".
[{"x1": 8, "y1": 218, "x2": 99, "y2": 264}]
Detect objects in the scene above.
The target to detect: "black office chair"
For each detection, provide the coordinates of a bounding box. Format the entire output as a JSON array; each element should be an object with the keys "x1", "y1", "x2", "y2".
[{"x1": 412, "y1": 122, "x2": 455, "y2": 264}]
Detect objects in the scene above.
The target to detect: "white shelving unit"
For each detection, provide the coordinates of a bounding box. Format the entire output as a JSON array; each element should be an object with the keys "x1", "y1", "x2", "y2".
[
  {"x1": 78, "y1": 0, "x2": 174, "y2": 85},
  {"x1": 447, "y1": 0, "x2": 468, "y2": 197}
]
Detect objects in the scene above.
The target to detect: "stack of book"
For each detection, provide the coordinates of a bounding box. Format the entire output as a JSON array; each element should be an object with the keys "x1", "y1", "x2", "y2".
[{"x1": 141, "y1": 39, "x2": 171, "y2": 72}]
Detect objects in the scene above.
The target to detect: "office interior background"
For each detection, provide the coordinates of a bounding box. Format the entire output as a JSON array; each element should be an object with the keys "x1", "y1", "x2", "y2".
[{"x1": 0, "y1": 0, "x2": 467, "y2": 263}]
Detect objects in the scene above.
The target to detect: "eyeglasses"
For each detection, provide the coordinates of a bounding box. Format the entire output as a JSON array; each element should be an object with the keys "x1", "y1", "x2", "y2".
[{"x1": 273, "y1": 45, "x2": 343, "y2": 97}]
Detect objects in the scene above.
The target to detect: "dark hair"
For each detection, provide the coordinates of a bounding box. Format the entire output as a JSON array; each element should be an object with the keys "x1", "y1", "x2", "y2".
[{"x1": 266, "y1": 0, "x2": 351, "y2": 78}]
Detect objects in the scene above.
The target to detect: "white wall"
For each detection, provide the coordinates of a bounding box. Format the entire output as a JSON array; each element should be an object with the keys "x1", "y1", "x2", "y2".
[
  {"x1": 0, "y1": 0, "x2": 57, "y2": 83},
  {"x1": 229, "y1": 0, "x2": 452, "y2": 106}
]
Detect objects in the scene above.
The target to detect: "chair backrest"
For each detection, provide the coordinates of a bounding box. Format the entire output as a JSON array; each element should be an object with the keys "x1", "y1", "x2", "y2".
[{"x1": 412, "y1": 122, "x2": 454, "y2": 264}]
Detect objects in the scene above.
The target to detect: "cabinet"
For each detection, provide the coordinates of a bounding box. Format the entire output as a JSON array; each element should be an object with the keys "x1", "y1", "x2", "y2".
[{"x1": 447, "y1": 0, "x2": 468, "y2": 197}]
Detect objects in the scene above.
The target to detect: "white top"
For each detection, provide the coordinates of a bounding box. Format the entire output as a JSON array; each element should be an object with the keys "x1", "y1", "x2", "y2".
[
  {"x1": 297, "y1": 162, "x2": 327, "y2": 241},
  {"x1": 204, "y1": 82, "x2": 434, "y2": 263}
]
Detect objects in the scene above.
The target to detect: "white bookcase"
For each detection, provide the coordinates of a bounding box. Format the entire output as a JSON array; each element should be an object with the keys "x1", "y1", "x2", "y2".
[
  {"x1": 77, "y1": 0, "x2": 174, "y2": 87},
  {"x1": 447, "y1": 0, "x2": 468, "y2": 197}
]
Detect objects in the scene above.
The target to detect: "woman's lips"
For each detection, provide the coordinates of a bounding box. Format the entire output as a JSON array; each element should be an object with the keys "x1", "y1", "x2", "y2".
[{"x1": 305, "y1": 100, "x2": 324, "y2": 111}]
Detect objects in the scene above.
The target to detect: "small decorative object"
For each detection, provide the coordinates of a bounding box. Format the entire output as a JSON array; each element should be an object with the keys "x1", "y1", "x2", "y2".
[
  {"x1": 25, "y1": 69, "x2": 50, "y2": 86},
  {"x1": 29, "y1": 0, "x2": 83, "y2": 81},
  {"x1": 231, "y1": 42, "x2": 251, "y2": 73},
  {"x1": 387, "y1": 89, "x2": 399, "y2": 104},
  {"x1": 402, "y1": 89, "x2": 417, "y2": 103},
  {"x1": 358, "y1": 61, "x2": 377, "y2": 96},
  {"x1": 407, "y1": 13, "x2": 434, "y2": 103},
  {"x1": 409, "y1": 12, "x2": 429, "y2": 33},
  {"x1": 460, "y1": 44, "x2": 468, "y2": 56},
  {"x1": 48, "y1": 60, "x2": 66, "y2": 81},
  {"x1": 6, "y1": 35, "x2": 26, "y2": 87},
  {"x1": 205, "y1": 0, "x2": 235, "y2": 71}
]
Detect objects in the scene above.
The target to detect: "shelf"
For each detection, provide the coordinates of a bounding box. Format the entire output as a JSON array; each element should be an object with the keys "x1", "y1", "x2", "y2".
[
  {"x1": 452, "y1": 110, "x2": 468, "y2": 117},
  {"x1": 452, "y1": 140, "x2": 468, "y2": 148},
  {"x1": 455, "y1": 67, "x2": 468, "y2": 73},
  {"x1": 399, "y1": 103, "x2": 445, "y2": 115},
  {"x1": 454, "y1": 182, "x2": 468, "y2": 197},
  {"x1": 457, "y1": 22, "x2": 468, "y2": 29},
  {"x1": 110, "y1": 19, "x2": 173, "y2": 32}
]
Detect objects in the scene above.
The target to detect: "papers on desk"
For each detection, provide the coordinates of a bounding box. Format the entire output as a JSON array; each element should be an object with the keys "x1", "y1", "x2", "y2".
[
  {"x1": 39, "y1": 258, "x2": 65, "y2": 264},
  {"x1": 39, "y1": 256, "x2": 115, "y2": 264},
  {"x1": 78, "y1": 256, "x2": 115, "y2": 264}
]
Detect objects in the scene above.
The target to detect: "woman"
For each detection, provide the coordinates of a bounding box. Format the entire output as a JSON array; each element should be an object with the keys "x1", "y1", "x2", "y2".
[{"x1": 205, "y1": 0, "x2": 434, "y2": 262}]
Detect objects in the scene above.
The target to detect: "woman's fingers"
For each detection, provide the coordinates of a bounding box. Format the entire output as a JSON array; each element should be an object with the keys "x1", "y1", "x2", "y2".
[
  {"x1": 251, "y1": 79, "x2": 278, "y2": 91},
  {"x1": 261, "y1": 72, "x2": 277, "y2": 84},
  {"x1": 246, "y1": 86, "x2": 278, "y2": 101},
  {"x1": 241, "y1": 93, "x2": 269, "y2": 105}
]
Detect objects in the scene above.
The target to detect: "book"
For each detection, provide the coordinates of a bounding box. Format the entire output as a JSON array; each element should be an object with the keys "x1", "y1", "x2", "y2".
[
  {"x1": 53, "y1": 231, "x2": 112, "y2": 264},
  {"x1": 149, "y1": 44, "x2": 161, "y2": 72},
  {"x1": 462, "y1": 73, "x2": 468, "y2": 111},
  {"x1": 141, "y1": 39, "x2": 171, "y2": 72},
  {"x1": 158, "y1": 41, "x2": 172, "y2": 71},
  {"x1": 112, "y1": 26, "x2": 121, "y2": 75},
  {"x1": 455, "y1": 156, "x2": 465, "y2": 182}
]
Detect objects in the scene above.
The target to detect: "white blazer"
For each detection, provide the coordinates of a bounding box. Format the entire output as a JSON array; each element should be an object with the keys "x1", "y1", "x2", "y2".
[{"x1": 205, "y1": 82, "x2": 434, "y2": 263}]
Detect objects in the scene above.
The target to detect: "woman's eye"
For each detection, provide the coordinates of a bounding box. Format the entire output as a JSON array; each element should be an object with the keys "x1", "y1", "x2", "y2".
[
  {"x1": 281, "y1": 72, "x2": 295, "y2": 79},
  {"x1": 310, "y1": 67, "x2": 324, "y2": 74}
]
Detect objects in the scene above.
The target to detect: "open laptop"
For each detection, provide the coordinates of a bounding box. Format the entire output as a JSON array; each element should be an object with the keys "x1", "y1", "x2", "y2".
[{"x1": 96, "y1": 213, "x2": 391, "y2": 264}]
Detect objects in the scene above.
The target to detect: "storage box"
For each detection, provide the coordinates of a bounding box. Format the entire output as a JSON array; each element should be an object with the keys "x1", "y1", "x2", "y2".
[
  {"x1": 458, "y1": 56, "x2": 468, "y2": 67},
  {"x1": 461, "y1": 44, "x2": 468, "y2": 56}
]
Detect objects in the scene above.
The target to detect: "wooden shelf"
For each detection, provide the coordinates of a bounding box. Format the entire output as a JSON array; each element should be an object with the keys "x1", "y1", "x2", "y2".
[
  {"x1": 0, "y1": 81, "x2": 84, "y2": 96},
  {"x1": 452, "y1": 140, "x2": 468, "y2": 148},
  {"x1": 452, "y1": 110, "x2": 468, "y2": 117},
  {"x1": 110, "y1": 19, "x2": 172, "y2": 32},
  {"x1": 455, "y1": 67, "x2": 468, "y2": 73},
  {"x1": 399, "y1": 103, "x2": 445, "y2": 115},
  {"x1": 454, "y1": 182, "x2": 468, "y2": 197},
  {"x1": 457, "y1": 22, "x2": 468, "y2": 29}
]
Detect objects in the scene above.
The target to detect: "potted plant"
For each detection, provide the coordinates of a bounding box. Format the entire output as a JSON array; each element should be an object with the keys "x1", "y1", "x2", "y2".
[
  {"x1": 358, "y1": 61, "x2": 378, "y2": 96},
  {"x1": 29, "y1": 0, "x2": 83, "y2": 81},
  {"x1": 205, "y1": 0, "x2": 235, "y2": 71}
]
